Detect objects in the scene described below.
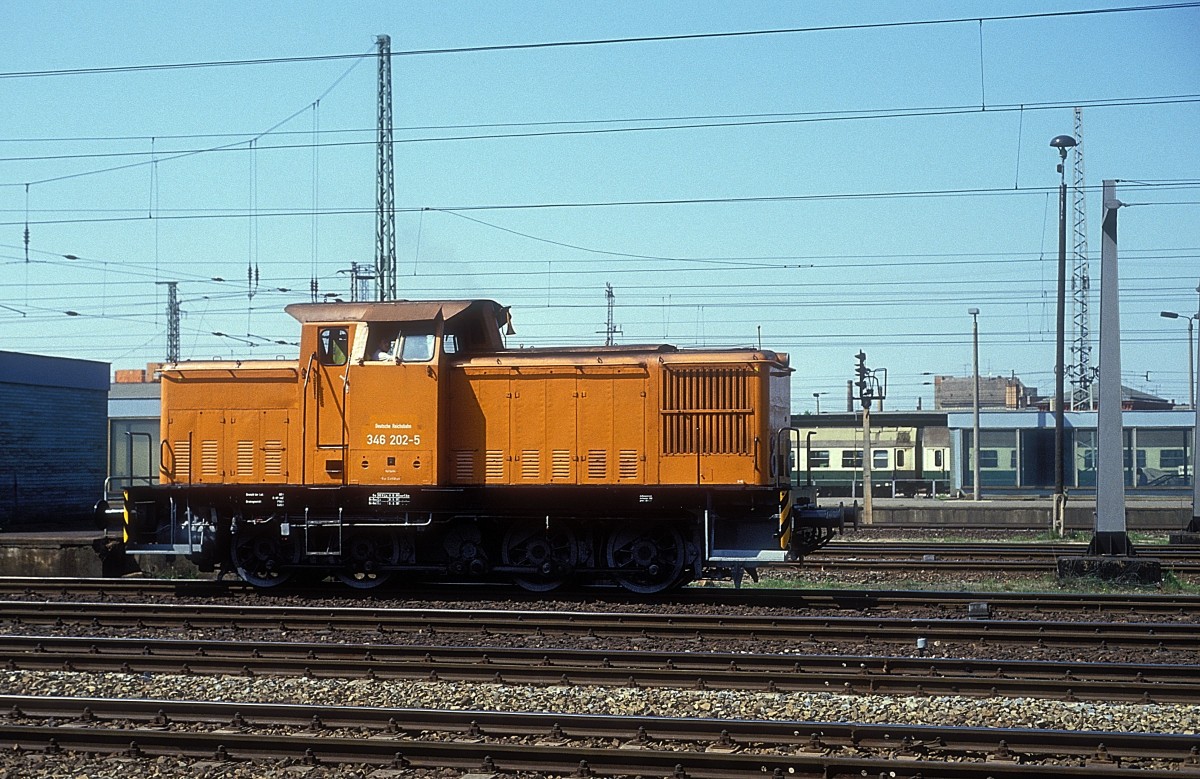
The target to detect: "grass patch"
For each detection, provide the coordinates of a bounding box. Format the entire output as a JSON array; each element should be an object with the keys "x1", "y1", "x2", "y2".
[{"x1": 747, "y1": 570, "x2": 1200, "y2": 595}]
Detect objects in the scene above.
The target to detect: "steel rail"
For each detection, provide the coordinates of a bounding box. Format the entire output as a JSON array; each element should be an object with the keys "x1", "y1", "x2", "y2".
[
  {"x1": 802, "y1": 558, "x2": 1200, "y2": 574},
  {"x1": 3, "y1": 576, "x2": 1199, "y2": 615},
  {"x1": 2, "y1": 695, "x2": 1197, "y2": 777},
  {"x1": 4, "y1": 599, "x2": 1198, "y2": 650},
  {"x1": 802, "y1": 543, "x2": 1200, "y2": 574},
  {"x1": 4, "y1": 634, "x2": 1196, "y2": 703},
  {"x1": 816, "y1": 542, "x2": 1200, "y2": 558}
]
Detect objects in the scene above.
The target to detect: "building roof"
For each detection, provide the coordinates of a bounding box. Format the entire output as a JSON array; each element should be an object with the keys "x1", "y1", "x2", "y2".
[
  {"x1": 107, "y1": 382, "x2": 162, "y2": 400},
  {"x1": 0, "y1": 351, "x2": 108, "y2": 391}
]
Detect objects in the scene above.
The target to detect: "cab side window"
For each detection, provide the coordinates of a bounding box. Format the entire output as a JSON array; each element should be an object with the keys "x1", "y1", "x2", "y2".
[
  {"x1": 318, "y1": 327, "x2": 349, "y2": 366},
  {"x1": 367, "y1": 327, "x2": 400, "y2": 362},
  {"x1": 400, "y1": 333, "x2": 435, "y2": 362}
]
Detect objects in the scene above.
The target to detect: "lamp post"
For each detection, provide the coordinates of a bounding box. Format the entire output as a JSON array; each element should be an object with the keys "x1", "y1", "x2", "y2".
[
  {"x1": 1051, "y1": 134, "x2": 1077, "y2": 504},
  {"x1": 1193, "y1": 282, "x2": 1200, "y2": 531},
  {"x1": 1160, "y1": 310, "x2": 1196, "y2": 408},
  {"x1": 813, "y1": 392, "x2": 826, "y2": 415},
  {"x1": 969, "y1": 308, "x2": 981, "y2": 501}
]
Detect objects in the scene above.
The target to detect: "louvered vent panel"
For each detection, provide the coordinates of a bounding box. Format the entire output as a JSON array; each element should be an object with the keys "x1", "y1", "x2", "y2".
[
  {"x1": 200, "y1": 440, "x2": 220, "y2": 476},
  {"x1": 485, "y1": 450, "x2": 504, "y2": 481},
  {"x1": 521, "y1": 450, "x2": 541, "y2": 480},
  {"x1": 619, "y1": 450, "x2": 638, "y2": 480},
  {"x1": 173, "y1": 441, "x2": 191, "y2": 481},
  {"x1": 660, "y1": 367, "x2": 752, "y2": 455},
  {"x1": 454, "y1": 450, "x2": 476, "y2": 482},
  {"x1": 551, "y1": 450, "x2": 571, "y2": 480},
  {"x1": 236, "y1": 440, "x2": 254, "y2": 476},
  {"x1": 264, "y1": 441, "x2": 284, "y2": 476},
  {"x1": 587, "y1": 449, "x2": 607, "y2": 480}
]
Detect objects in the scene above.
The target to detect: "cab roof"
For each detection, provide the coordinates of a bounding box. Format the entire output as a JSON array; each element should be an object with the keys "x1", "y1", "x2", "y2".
[
  {"x1": 285, "y1": 299, "x2": 509, "y2": 352},
  {"x1": 285, "y1": 299, "x2": 507, "y2": 325}
]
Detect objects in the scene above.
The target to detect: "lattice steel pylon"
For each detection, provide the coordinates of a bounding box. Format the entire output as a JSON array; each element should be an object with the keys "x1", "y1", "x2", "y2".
[
  {"x1": 603, "y1": 282, "x2": 622, "y2": 346},
  {"x1": 159, "y1": 281, "x2": 180, "y2": 363},
  {"x1": 1069, "y1": 107, "x2": 1094, "y2": 409},
  {"x1": 375, "y1": 34, "x2": 396, "y2": 302}
]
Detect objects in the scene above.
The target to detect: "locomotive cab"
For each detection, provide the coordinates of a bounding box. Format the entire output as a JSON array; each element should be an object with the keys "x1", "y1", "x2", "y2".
[{"x1": 288, "y1": 299, "x2": 508, "y2": 488}]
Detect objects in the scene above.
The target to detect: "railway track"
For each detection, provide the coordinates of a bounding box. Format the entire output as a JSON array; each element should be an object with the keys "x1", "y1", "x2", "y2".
[
  {"x1": 806, "y1": 541, "x2": 1200, "y2": 574},
  {"x1": 3, "y1": 695, "x2": 1197, "y2": 777},
  {"x1": 3, "y1": 633, "x2": 1196, "y2": 703},
  {"x1": 4, "y1": 598, "x2": 1199, "y2": 652},
  {"x1": 3, "y1": 575, "x2": 1199, "y2": 615},
  {"x1": 2, "y1": 581, "x2": 1197, "y2": 777}
]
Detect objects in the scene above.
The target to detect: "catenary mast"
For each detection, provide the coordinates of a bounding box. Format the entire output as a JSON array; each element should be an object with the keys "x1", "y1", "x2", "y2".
[
  {"x1": 375, "y1": 34, "x2": 396, "y2": 302},
  {"x1": 1070, "y1": 107, "x2": 1094, "y2": 409}
]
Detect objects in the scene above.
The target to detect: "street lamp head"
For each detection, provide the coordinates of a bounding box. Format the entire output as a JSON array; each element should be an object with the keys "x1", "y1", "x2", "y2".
[
  {"x1": 1050, "y1": 134, "x2": 1077, "y2": 152},
  {"x1": 1162, "y1": 311, "x2": 1181, "y2": 319},
  {"x1": 1051, "y1": 134, "x2": 1077, "y2": 168},
  {"x1": 968, "y1": 307, "x2": 979, "y2": 316}
]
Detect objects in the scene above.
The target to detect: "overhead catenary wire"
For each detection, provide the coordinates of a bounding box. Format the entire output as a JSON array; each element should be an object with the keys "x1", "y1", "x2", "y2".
[
  {"x1": 0, "y1": 3, "x2": 1194, "y2": 80},
  {"x1": 2, "y1": 181, "x2": 1198, "y2": 229},
  {"x1": 3, "y1": 5, "x2": 1196, "y2": 391},
  {"x1": 2, "y1": 94, "x2": 1198, "y2": 174}
]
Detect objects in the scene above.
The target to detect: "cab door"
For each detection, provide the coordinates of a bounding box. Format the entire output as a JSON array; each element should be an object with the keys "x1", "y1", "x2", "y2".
[{"x1": 306, "y1": 324, "x2": 352, "y2": 484}]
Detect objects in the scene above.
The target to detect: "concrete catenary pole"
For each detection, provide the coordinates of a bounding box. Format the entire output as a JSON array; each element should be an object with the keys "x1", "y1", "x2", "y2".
[
  {"x1": 970, "y1": 307, "x2": 981, "y2": 501},
  {"x1": 1094, "y1": 180, "x2": 1131, "y2": 555},
  {"x1": 1192, "y1": 282, "x2": 1200, "y2": 532}
]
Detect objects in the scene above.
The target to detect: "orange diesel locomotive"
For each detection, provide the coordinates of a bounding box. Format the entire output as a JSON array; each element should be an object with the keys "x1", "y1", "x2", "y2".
[{"x1": 121, "y1": 299, "x2": 851, "y2": 591}]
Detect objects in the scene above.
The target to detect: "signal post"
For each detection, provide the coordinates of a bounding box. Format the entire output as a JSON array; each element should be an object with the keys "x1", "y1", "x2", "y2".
[{"x1": 854, "y1": 352, "x2": 885, "y2": 526}]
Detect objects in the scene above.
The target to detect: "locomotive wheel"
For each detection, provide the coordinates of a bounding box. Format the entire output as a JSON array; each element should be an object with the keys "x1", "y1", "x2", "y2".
[
  {"x1": 605, "y1": 523, "x2": 686, "y2": 594},
  {"x1": 501, "y1": 521, "x2": 578, "y2": 592},
  {"x1": 231, "y1": 532, "x2": 298, "y2": 589},
  {"x1": 336, "y1": 530, "x2": 401, "y2": 590}
]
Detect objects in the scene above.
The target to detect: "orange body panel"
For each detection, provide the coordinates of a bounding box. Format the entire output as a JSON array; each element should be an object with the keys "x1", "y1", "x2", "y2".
[
  {"x1": 155, "y1": 301, "x2": 790, "y2": 491},
  {"x1": 158, "y1": 363, "x2": 298, "y2": 485},
  {"x1": 446, "y1": 351, "x2": 779, "y2": 487},
  {"x1": 447, "y1": 361, "x2": 655, "y2": 485}
]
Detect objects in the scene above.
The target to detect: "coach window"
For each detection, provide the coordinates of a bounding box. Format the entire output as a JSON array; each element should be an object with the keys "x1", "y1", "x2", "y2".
[
  {"x1": 872, "y1": 449, "x2": 889, "y2": 469},
  {"x1": 318, "y1": 327, "x2": 349, "y2": 366},
  {"x1": 1161, "y1": 448, "x2": 1186, "y2": 470},
  {"x1": 979, "y1": 450, "x2": 999, "y2": 468},
  {"x1": 933, "y1": 449, "x2": 944, "y2": 469},
  {"x1": 895, "y1": 449, "x2": 906, "y2": 468},
  {"x1": 841, "y1": 449, "x2": 863, "y2": 468},
  {"x1": 810, "y1": 449, "x2": 830, "y2": 468},
  {"x1": 1123, "y1": 449, "x2": 1148, "y2": 469}
]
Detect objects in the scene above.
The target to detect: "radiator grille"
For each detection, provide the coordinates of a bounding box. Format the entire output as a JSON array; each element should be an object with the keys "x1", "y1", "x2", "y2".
[
  {"x1": 587, "y1": 449, "x2": 607, "y2": 480},
  {"x1": 236, "y1": 440, "x2": 254, "y2": 476},
  {"x1": 200, "y1": 440, "x2": 220, "y2": 476},
  {"x1": 521, "y1": 450, "x2": 541, "y2": 480},
  {"x1": 173, "y1": 441, "x2": 191, "y2": 481},
  {"x1": 485, "y1": 450, "x2": 504, "y2": 481},
  {"x1": 619, "y1": 450, "x2": 639, "y2": 480},
  {"x1": 661, "y1": 367, "x2": 752, "y2": 455},
  {"x1": 551, "y1": 450, "x2": 571, "y2": 480},
  {"x1": 454, "y1": 450, "x2": 476, "y2": 482},
  {"x1": 264, "y1": 440, "x2": 285, "y2": 476}
]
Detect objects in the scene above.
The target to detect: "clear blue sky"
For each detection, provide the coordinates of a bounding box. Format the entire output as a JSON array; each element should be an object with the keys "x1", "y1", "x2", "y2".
[{"x1": 1, "y1": 1, "x2": 1197, "y2": 411}]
